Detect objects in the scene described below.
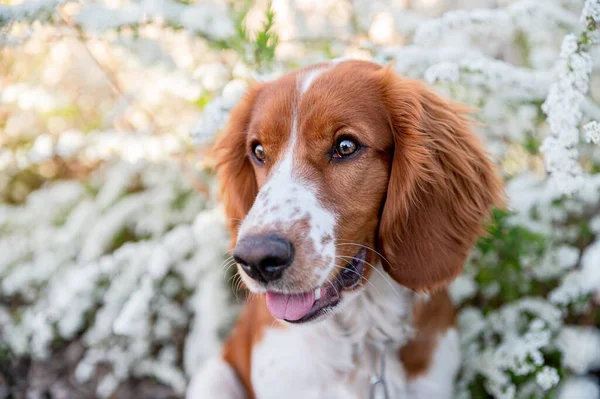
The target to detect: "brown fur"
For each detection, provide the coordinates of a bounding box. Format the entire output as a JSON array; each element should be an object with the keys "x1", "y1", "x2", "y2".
[
  {"x1": 376, "y1": 65, "x2": 504, "y2": 292},
  {"x1": 213, "y1": 84, "x2": 263, "y2": 246},
  {"x1": 400, "y1": 290, "x2": 457, "y2": 378},
  {"x1": 296, "y1": 62, "x2": 393, "y2": 273},
  {"x1": 222, "y1": 296, "x2": 278, "y2": 399}
]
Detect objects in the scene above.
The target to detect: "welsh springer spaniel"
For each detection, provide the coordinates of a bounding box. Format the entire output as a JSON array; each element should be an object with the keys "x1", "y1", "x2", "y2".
[{"x1": 187, "y1": 60, "x2": 503, "y2": 398}]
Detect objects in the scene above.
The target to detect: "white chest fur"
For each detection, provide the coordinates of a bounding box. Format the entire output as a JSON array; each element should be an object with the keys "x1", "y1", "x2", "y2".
[
  {"x1": 186, "y1": 267, "x2": 461, "y2": 399},
  {"x1": 251, "y1": 268, "x2": 416, "y2": 399}
]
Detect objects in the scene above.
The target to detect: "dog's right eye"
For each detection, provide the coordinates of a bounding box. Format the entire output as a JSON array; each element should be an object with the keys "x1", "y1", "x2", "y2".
[
  {"x1": 332, "y1": 137, "x2": 360, "y2": 159},
  {"x1": 253, "y1": 143, "x2": 266, "y2": 163}
]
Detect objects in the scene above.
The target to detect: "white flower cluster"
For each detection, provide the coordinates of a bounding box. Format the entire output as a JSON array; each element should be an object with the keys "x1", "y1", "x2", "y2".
[
  {"x1": 0, "y1": 0, "x2": 66, "y2": 25},
  {"x1": 191, "y1": 80, "x2": 248, "y2": 145},
  {"x1": 584, "y1": 120, "x2": 600, "y2": 144},
  {"x1": 414, "y1": 7, "x2": 513, "y2": 54},
  {"x1": 414, "y1": 1, "x2": 580, "y2": 61},
  {"x1": 457, "y1": 299, "x2": 563, "y2": 399},
  {"x1": 378, "y1": 2, "x2": 596, "y2": 165},
  {"x1": 559, "y1": 377, "x2": 600, "y2": 399},
  {"x1": 75, "y1": 0, "x2": 234, "y2": 40},
  {"x1": 557, "y1": 326, "x2": 600, "y2": 374},
  {"x1": 550, "y1": 237, "x2": 600, "y2": 307},
  {"x1": 536, "y1": 366, "x2": 560, "y2": 391},
  {"x1": 1, "y1": 0, "x2": 234, "y2": 42},
  {"x1": 453, "y1": 169, "x2": 600, "y2": 398},
  {"x1": 0, "y1": 0, "x2": 69, "y2": 45},
  {"x1": 541, "y1": 5, "x2": 598, "y2": 195},
  {"x1": 582, "y1": 0, "x2": 600, "y2": 25},
  {"x1": 424, "y1": 56, "x2": 552, "y2": 100},
  {"x1": 0, "y1": 136, "x2": 233, "y2": 397}
]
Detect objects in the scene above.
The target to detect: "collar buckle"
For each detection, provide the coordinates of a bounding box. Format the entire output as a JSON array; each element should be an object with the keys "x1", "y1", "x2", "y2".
[{"x1": 368, "y1": 341, "x2": 391, "y2": 399}]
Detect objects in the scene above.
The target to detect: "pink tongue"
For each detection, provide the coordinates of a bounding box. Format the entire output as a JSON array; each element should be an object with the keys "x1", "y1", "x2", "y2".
[{"x1": 266, "y1": 291, "x2": 316, "y2": 321}]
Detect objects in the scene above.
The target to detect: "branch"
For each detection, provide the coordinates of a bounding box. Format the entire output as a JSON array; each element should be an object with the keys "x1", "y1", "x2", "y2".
[{"x1": 58, "y1": 7, "x2": 158, "y2": 132}]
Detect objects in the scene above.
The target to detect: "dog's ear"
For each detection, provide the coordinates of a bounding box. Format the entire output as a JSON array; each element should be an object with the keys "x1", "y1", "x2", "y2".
[
  {"x1": 376, "y1": 68, "x2": 503, "y2": 292},
  {"x1": 214, "y1": 85, "x2": 263, "y2": 246}
]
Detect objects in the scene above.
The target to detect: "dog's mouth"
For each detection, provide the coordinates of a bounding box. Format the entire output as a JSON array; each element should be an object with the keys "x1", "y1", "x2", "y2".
[{"x1": 265, "y1": 248, "x2": 366, "y2": 324}]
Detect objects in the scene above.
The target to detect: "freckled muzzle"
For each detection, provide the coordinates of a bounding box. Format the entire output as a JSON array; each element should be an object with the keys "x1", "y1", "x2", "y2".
[
  {"x1": 233, "y1": 170, "x2": 366, "y2": 323},
  {"x1": 236, "y1": 186, "x2": 338, "y2": 293},
  {"x1": 260, "y1": 248, "x2": 367, "y2": 324}
]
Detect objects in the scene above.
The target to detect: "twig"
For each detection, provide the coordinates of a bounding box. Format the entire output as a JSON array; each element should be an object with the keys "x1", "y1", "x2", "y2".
[{"x1": 58, "y1": 7, "x2": 158, "y2": 132}]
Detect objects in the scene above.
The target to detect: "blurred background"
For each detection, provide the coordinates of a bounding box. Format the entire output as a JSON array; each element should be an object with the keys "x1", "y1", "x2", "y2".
[{"x1": 1, "y1": 0, "x2": 600, "y2": 398}]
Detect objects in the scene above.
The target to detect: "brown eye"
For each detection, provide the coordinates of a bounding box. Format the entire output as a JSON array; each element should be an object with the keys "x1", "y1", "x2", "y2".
[
  {"x1": 253, "y1": 143, "x2": 266, "y2": 162},
  {"x1": 334, "y1": 139, "x2": 358, "y2": 158}
]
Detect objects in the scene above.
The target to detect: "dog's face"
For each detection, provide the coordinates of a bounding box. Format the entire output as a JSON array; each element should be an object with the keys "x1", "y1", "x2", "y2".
[{"x1": 215, "y1": 60, "x2": 502, "y2": 324}]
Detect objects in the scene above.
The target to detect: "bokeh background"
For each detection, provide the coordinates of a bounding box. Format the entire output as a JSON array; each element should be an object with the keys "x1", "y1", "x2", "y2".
[{"x1": 1, "y1": 0, "x2": 600, "y2": 398}]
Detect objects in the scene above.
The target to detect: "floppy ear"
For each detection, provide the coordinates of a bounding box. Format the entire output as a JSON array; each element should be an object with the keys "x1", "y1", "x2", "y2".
[
  {"x1": 376, "y1": 68, "x2": 503, "y2": 292},
  {"x1": 213, "y1": 85, "x2": 263, "y2": 246}
]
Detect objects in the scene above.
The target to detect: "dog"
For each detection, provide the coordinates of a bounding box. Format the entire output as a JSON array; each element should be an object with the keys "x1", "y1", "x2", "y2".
[{"x1": 187, "y1": 59, "x2": 503, "y2": 398}]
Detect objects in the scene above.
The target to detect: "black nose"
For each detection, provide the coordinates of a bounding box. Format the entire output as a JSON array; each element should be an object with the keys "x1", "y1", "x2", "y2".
[{"x1": 233, "y1": 235, "x2": 294, "y2": 282}]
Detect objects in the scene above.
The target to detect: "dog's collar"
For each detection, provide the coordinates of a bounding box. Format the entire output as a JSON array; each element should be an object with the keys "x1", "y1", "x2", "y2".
[{"x1": 367, "y1": 340, "x2": 392, "y2": 399}]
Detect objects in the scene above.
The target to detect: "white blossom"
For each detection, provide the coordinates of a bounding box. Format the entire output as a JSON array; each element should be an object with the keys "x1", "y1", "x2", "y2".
[
  {"x1": 582, "y1": 0, "x2": 600, "y2": 24},
  {"x1": 536, "y1": 366, "x2": 560, "y2": 390},
  {"x1": 560, "y1": 34, "x2": 579, "y2": 58},
  {"x1": 584, "y1": 121, "x2": 600, "y2": 144},
  {"x1": 0, "y1": 0, "x2": 67, "y2": 25},
  {"x1": 541, "y1": 5, "x2": 597, "y2": 195},
  {"x1": 557, "y1": 326, "x2": 600, "y2": 374},
  {"x1": 75, "y1": 0, "x2": 234, "y2": 40},
  {"x1": 424, "y1": 62, "x2": 460, "y2": 83},
  {"x1": 191, "y1": 80, "x2": 249, "y2": 145},
  {"x1": 449, "y1": 274, "x2": 478, "y2": 305},
  {"x1": 559, "y1": 377, "x2": 600, "y2": 399}
]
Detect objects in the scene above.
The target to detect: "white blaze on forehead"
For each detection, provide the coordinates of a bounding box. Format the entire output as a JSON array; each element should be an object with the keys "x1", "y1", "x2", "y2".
[
  {"x1": 300, "y1": 66, "x2": 328, "y2": 95},
  {"x1": 237, "y1": 65, "x2": 337, "y2": 283}
]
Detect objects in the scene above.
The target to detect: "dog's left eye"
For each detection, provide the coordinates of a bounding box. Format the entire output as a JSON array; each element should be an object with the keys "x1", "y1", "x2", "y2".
[
  {"x1": 252, "y1": 143, "x2": 266, "y2": 163},
  {"x1": 333, "y1": 138, "x2": 359, "y2": 158}
]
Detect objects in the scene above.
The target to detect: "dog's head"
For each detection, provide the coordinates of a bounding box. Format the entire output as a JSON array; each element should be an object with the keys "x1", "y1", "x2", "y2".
[{"x1": 214, "y1": 60, "x2": 502, "y2": 324}]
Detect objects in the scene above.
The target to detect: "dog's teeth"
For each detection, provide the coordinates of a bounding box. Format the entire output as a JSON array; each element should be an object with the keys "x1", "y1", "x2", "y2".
[{"x1": 314, "y1": 287, "x2": 321, "y2": 300}]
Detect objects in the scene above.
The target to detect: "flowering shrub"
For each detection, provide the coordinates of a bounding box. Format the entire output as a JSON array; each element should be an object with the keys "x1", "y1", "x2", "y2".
[{"x1": 1, "y1": 0, "x2": 599, "y2": 398}]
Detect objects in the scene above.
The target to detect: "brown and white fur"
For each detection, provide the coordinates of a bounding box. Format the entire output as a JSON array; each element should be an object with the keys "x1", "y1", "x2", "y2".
[{"x1": 187, "y1": 60, "x2": 503, "y2": 399}]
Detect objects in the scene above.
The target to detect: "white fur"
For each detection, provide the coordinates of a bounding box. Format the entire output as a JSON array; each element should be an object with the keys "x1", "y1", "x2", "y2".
[
  {"x1": 250, "y1": 266, "x2": 415, "y2": 399},
  {"x1": 405, "y1": 328, "x2": 461, "y2": 399},
  {"x1": 187, "y1": 267, "x2": 462, "y2": 398},
  {"x1": 300, "y1": 65, "x2": 331, "y2": 95},
  {"x1": 186, "y1": 356, "x2": 246, "y2": 399}
]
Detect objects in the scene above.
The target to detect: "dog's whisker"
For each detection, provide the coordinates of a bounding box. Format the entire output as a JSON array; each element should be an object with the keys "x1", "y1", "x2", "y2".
[
  {"x1": 330, "y1": 262, "x2": 382, "y2": 298},
  {"x1": 219, "y1": 263, "x2": 236, "y2": 279},
  {"x1": 227, "y1": 272, "x2": 242, "y2": 297},
  {"x1": 218, "y1": 262, "x2": 237, "y2": 277},
  {"x1": 334, "y1": 241, "x2": 393, "y2": 269},
  {"x1": 231, "y1": 274, "x2": 245, "y2": 303},
  {"x1": 323, "y1": 276, "x2": 340, "y2": 298},
  {"x1": 336, "y1": 255, "x2": 403, "y2": 301},
  {"x1": 217, "y1": 258, "x2": 237, "y2": 274}
]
